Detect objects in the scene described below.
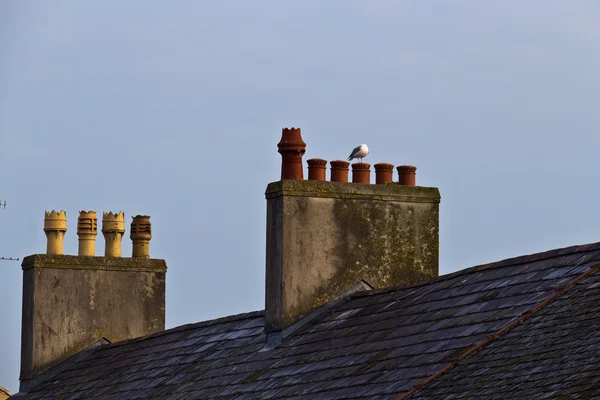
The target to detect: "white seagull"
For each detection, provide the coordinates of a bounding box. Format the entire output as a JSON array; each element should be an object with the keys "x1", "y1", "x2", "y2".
[{"x1": 347, "y1": 144, "x2": 369, "y2": 163}]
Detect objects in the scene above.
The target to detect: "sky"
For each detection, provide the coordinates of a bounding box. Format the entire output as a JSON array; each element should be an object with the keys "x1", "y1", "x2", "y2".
[{"x1": 1, "y1": 0, "x2": 600, "y2": 393}]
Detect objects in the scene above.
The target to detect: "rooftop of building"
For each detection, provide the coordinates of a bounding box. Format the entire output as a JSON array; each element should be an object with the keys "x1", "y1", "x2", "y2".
[{"x1": 12, "y1": 241, "x2": 600, "y2": 399}]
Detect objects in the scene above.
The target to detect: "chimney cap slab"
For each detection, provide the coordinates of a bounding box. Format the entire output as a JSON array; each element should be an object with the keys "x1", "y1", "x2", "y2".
[
  {"x1": 21, "y1": 254, "x2": 167, "y2": 273},
  {"x1": 265, "y1": 180, "x2": 440, "y2": 203}
]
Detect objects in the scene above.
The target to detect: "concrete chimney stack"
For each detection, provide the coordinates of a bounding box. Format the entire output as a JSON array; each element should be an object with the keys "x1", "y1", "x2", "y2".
[
  {"x1": 77, "y1": 211, "x2": 97, "y2": 256},
  {"x1": 265, "y1": 130, "x2": 440, "y2": 333},
  {"x1": 43, "y1": 210, "x2": 67, "y2": 255},
  {"x1": 131, "y1": 215, "x2": 151, "y2": 258},
  {"x1": 20, "y1": 210, "x2": 166, "y2": 390}
]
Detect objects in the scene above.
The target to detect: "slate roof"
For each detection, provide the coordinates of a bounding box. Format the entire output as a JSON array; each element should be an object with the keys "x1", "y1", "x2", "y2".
[{"x1": 13, "y1": 242, "x2": 600, "y2": 399}]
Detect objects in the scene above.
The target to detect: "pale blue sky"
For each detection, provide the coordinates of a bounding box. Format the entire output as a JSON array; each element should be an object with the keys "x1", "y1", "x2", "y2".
[{"x1": 1, "y1": 1, "x2": 600, "y2": 393}]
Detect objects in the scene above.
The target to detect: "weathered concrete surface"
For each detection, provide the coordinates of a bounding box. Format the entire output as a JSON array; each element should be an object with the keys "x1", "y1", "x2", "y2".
[
  {"x1": 20, "y1": 255, "x2": 166, "y2": 381},
  {"x1": 265, "y1": 180, "x2": 440, "y2": 331}
]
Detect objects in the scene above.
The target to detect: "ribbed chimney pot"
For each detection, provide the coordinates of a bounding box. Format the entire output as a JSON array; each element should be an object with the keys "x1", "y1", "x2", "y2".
[
  {"x1": 77, "y1": 211, "x2": 98, "y2": 256},
  {"x1": 307, "y1": 158, "x2": 327, "y2": 181},
  {"x1": 130, "y1": 215, "x2": 152, "y2": 258},
  {"x1": 330, "y1": 160, "x2": 350, "y2": 183},
  {"x1": 277, "y1": 127, "x2": 306, "y2": 180},
  {"x1": 374, "y1": 163, "x2": 394, "y2": 184},
  {"x1": 397, "y1": 165, "x2": 417, "y2": 186},
  {"x1": 43, "y1": 210, "x2": 67, "y2": 255},
  {"x1": 352, "y1": 163, "x2": 371, "y2": 184},
  {"x1": 102, "y1": 211, "x2": 125, "y2": 257}
]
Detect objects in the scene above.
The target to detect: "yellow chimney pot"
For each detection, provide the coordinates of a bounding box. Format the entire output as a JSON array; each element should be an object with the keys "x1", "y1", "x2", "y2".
[
  {"x1": 77, "y1": 211, "x2": 97, "y2": 256},
  {"x1": 44, "y1": 210, "x2": 67, "y2": 255},
  {"x1": 102, "y1": 211, "x2": 125, "y2": 257}
]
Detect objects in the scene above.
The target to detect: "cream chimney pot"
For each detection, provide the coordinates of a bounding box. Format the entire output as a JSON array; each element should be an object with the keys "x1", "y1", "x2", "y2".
[
  {"x1": 43, "y1": 210, "x2": 67, "y2": 255},
  {"x1": 102, "y1": 211, "x2": 125, "y2": 257},
  {"x1": 77, "y1": 211, "x2": 97, "y2": 256}
]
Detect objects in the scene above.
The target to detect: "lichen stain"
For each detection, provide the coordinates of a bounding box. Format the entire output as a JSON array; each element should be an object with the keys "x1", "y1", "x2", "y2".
[
  {"x1": 88, "y1": 275, "x2": 96, "y2": 310},
  {"x1": 303, "y1": 198, "x2": 438, "y2": 319},
  {"x1": 276, "y1": 183, "x2": 440, "y2": 328}
]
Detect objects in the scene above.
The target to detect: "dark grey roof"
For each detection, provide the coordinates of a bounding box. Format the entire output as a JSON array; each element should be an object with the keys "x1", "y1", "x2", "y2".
[
  {"x1": 410, "y1": 251, "x2": 600, "y2": 399},
  {"x1": 13, "y1": 242, "x2": 600, "y2": 399}
]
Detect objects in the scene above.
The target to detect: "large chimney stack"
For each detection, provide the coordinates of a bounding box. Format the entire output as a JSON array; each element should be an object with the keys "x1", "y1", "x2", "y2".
[
  {"x1": 20, "y1": 210, "x2": 166, "y2": 390},
  {"x1": 265, "y1": 128, "x2": 440, "y2": 333}
]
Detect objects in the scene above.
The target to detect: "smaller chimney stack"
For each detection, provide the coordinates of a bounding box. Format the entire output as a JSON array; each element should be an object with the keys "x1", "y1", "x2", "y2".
[
  {"x1": 131, "y1": 215, "x2": 152, "y2": 258},
  {"x1": 277, "y1": 128, "x2": 306, "y2": 180},
  {"x1": 77, "y1": 211, "x2": 97, "y2": 256},
  {"x1": 374, "y1": 163, "x2": 394, "y2": 184},
  {"x1": 330, "y1": 160, "x2": 350, "y2": 183},
  {"x1": 307, "y1": 158, "x2": 327, "y2": 181},
  {"x1": 397, "y1": 165, "x2": 417, "y2": 186},
  {"x1": 352, "y1": 163, "x2": 371, "y2": 184},
  {"x1": 43, "y1": 210, "x2": 67, "y2": 255},
  {"x1": 102, "y1": 211, "x2": 125, "y2": 257},
  {"x1": 20, "y1": 209, "x2": 166, "y2": 387}
]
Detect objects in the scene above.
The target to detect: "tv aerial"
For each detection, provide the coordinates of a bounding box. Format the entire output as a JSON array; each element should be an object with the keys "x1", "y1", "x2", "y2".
[{"x1": 1, "y1": 200, "x2": 19, "y2": 262}]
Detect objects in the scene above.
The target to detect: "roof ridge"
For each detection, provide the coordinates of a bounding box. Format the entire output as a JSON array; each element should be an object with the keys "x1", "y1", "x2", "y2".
[
  {"x1": 354, "y1": 241, "x2": 600, "y2": 298},
  {"x1": 103, "y1": 310, "x2": 265, "y2": 349},
  {"x1": 165, "y1": 309, "x2": 264, "y2": 331},
  {"x1": 395, "y1": 260, "x2": 600, "y2": 400}
]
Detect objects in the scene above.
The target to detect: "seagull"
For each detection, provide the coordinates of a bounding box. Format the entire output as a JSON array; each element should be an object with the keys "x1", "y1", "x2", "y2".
[{"x1": 347, "y1": 144, "x2": 369, "y2": 163}]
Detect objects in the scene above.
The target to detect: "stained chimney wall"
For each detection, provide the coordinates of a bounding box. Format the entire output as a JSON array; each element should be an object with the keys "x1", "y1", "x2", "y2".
[
  {"x1": 265, "y1": 180, "x2": 440, "y2": 332},
  {"x1": 20, "y1": 255, "x2": 166, "y2": 382}
]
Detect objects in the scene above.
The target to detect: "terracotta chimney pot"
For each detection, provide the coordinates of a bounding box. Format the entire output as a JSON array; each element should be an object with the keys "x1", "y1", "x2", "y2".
[
  {"x1": 352, "y1": 163, "x2": 371, "y2": 184},
  {"x1": 330, "y1": 160, "x2": 350, "y2": 183},
  {"x1": 277, "y1": 128, "x2": 306, "y2": 180},
  {"x1": 130, "y1": 215, "x2": 152, "y2": 258},
  {"x1": 307, "y1": 158, "x2": 327, "y2": 181},
  {"x1": 374, "y1": 163, "x2": 394, "y2": 184},
  {"x1": 397, "y1": 165, "x2": 417, "y2": 186}
]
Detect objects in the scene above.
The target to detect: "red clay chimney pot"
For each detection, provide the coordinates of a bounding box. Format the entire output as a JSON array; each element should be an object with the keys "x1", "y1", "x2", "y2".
[
  {"x1": 277, "y1": 127, "x2": 306, "y2": 180},
  {"x1": 330, "y1": 160, "x2": 350, "y2": 183},
  {"x1": 351, "y1": 163, "x2": 371, "y2": 184},
  {"x1": 307, "y1": 158, "x2": 327, "y2": 181},
  {"x1": 397, "y1": 165, "x2": 417, "y2": 186},
  {"x1": 374, "y1": 163, "x2": 394, "y2": 184}
]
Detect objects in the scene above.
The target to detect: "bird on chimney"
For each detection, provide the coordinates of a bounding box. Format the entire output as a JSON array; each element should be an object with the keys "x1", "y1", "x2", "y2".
[{"x1": 347, "y1": 144, "x2": 369, "y2": 163}]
